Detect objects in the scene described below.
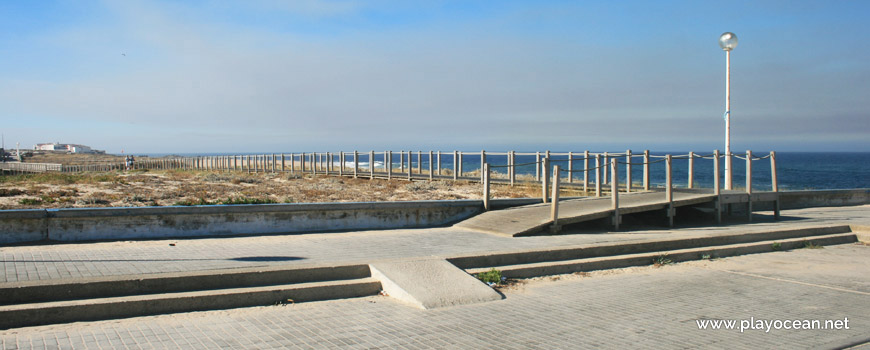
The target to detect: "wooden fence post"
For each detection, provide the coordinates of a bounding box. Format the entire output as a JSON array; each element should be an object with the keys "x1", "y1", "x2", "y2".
[
  {"x1": 771, "y1": 151, "x2": 779, "y2": 220},
  {"x1": 353, "y1": 151, "x2": 358, "y2": 178},
  {"x1": 458, "y1": 151, "x2": 463, "y2": 178},
  {"x1": 453, "y1": 151, "x2": 458, "y2": 181},
  {"x1": 535, "y1": 152, "x2": 541, "y2": 181},
  {"x1": 428, "y1": 151, "x2": 433, "y2": 181},
  {"x1": 510, "y1": 151, "x2": 516, "y2": 186},
  {"x1": 643, "y1": 150, "x2": 650, "y2": 191},
  {"x1": 688, "y1": 151, "x2": 694, "y2": 188},
  {"x1": 387, "y1": 151, "x2": 393, "y2": 180},
  {"x1": 400, "y1": 150, "x2": 405, "y2": 174},
  {"x1": 603, "y1": 152, "x2": 609, "y2": 185},
  {"x1": 541, "y1": 157, "x2": 550, "y2": 203},
  {"x1": 568, "y1": 151, "x2": 573, "y2": 183},
  {"x1": 625, "y1": 149, "x2": 632, "y2": 193},
  {"x1": 483, "y1": 163, "x2": 491, "y2": 211},
  {"x1": 369, "y1": 151, "x2": 375, "y2": 179},
  {"x1": 746, "y1": 150, "x2": 752, "y2": 221},
  {"x1": 666, "y1": 154, "x2": 674, "y2": 227},
  {"x1": 437, "y1": 151, "x2": 442, "y2": 176},
  {"x1": 584, "y1": 150, "x2": 590, "y2": 193},
  {"x1": 595, "y1": 154, "x2": 602, "y2": 197},
  {"x1": 338, "y1": 152, "x2": 343, "y2": 176},
  {"x1": 480, "y1": 150, "x2": 486, "y2": 183},
  {"x1": 418, "y1": 151, "x2": 422, "y2": 175},
  {"x1": 612, "y1": 158, "x2": 620, "y2": 230},
  {"x1": 551, "y1": 165, "x2": 560, "y2": 232}
]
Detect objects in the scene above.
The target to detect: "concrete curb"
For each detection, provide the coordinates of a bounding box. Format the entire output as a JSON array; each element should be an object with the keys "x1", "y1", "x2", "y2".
[
  {"x1": 448, "y1": 225, "x2": 853, "y2": 269},
  {"x1": 466, "y1": 233, "x2": 857, "y2": 278},
  {"x1": 0, "y1": 278, "x2": 381, "y2": 330},
  {"x1": 1, "y1": 264, "x2": 372, "y2": 305}
]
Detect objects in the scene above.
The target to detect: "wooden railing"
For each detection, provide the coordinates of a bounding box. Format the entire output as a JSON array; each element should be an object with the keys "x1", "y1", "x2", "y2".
[{"x1": 481, "y1": 150, "x2": 779, "y2": 230}]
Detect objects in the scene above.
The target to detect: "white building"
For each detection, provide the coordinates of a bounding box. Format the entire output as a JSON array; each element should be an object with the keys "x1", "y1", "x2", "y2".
[{"x1": 33, "y1": 143, "x2": 103, "y2": 154}]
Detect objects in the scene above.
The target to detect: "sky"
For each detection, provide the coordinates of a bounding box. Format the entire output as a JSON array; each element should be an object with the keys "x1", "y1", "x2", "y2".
[{"x1": 1, "y1": 0, "x2": 868, "y2": 154}]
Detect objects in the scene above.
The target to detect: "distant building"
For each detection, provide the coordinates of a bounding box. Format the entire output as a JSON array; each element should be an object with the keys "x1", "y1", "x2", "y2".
[{"x1": 33, "y1": 142, "x2": 105, "y2": 154}]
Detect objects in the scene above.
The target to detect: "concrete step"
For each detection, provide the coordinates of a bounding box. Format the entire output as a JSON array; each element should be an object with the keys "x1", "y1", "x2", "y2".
[
  {"x1": 465, "y1": 232, "x2": 858, "y2": 279},
  {"x1": 0, "y1": 278, "x2": 381, "y2": 330},
  {"x1": 1, "y1": 264, "x2": 371, "y2": 305},
  {"x1": 449, "y1": 225, "x2": 853, "y2": 270}
]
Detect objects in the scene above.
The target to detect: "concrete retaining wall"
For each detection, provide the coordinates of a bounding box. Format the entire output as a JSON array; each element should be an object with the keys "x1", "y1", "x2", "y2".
[
  {"x1": 0, "y1": 200, "x2": 483, "y2": 245},
  {"x1": 2, "y1": 190, "x2": 868, "y2": 245},
  {"x1": 751, "y1": 189, "x2": 870, "y2": 210}
]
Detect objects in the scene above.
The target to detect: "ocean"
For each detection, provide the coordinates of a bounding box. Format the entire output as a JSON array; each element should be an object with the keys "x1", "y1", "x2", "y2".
[{"x1": 140, "y1": 151, "x2": 870, "y2": 191}]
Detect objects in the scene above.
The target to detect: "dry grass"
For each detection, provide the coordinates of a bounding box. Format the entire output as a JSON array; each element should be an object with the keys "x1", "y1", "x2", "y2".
[{"x1": 0, "y1": 169, "x2": 543, "y2": 209}]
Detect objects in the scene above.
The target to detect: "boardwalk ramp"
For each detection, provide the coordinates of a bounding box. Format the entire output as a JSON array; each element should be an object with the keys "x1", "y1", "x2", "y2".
[{"x1": 455, "y1": 191, "x2": 719, "y2": 237}]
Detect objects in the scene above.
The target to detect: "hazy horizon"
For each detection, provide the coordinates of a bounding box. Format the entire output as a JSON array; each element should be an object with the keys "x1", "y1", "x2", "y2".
[{"x1": 2, "y1": 1, "x2": 868, "y2": 154}]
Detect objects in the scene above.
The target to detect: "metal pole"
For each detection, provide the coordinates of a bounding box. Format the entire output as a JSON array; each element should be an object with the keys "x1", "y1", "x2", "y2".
[
  {"x1": 714, "y1": 150, "x2": 721, "y2": 224},
  {"x1": 725, "y1": 50, "x2": 733, "y2": 190}
]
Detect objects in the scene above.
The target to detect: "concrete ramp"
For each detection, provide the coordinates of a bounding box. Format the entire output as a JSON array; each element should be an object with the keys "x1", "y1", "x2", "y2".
[
  {"x1": 455, "y1": 191, "x2": 719, "y2": 237},
  {"x1": 369, "y1": 258, "x2": 503, "y2": 309}
]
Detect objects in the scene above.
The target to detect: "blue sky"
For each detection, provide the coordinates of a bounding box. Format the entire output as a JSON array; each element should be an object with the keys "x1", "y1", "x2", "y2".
[{"x1": 1, "y1": 0, "x2": 868, "y2": 153}]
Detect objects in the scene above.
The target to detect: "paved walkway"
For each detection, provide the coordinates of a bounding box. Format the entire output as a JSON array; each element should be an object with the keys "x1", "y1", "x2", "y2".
[
  {"x1": 2, "y1": 205, "x2": 869, "y2": 284},
  {"x1": 2, "y1": 243, "x2": 869, "y2": 349}
]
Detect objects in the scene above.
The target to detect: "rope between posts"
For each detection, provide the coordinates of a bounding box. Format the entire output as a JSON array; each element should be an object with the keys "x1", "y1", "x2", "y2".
[
  {"x1": 753, "y1": 154, "x2": 772, "y2": 160},
  {"x1": 617, "y1": 158, "x2": 668, "y2": 166},
  {"x1": 693, "y1": 153, "x2": 716, "y2": 158},
  {"x1": 488, "y1": 159, "x2": 544, "y2": 168},
  {"x1": 564, "y1": 164, "x2": 608, "y2": 173}
]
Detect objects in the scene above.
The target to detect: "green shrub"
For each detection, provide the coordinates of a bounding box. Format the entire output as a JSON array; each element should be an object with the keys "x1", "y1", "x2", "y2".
[
  {"x1": 18, "y1": 198, "x2": 43, "y2": 205},
  {"x1": 476, "y1": 268, "x2": 503, "y2": 285},
  {"x1": 218, "y1": 197, "x2": 276, "y2": 205}
]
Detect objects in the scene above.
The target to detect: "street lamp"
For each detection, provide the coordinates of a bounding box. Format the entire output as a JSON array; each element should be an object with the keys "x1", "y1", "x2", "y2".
[{"x1": 719, "y1": 32, "x2": 738, "y2": 190}]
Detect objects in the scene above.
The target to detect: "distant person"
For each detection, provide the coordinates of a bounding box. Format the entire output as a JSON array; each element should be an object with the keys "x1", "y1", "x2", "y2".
[{"x1": 125, "y1": 156, "x2": 132, "y2": 171}]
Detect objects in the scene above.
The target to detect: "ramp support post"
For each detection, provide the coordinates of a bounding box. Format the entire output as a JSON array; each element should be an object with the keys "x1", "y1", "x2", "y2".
[
  {"x1": 611, "y1": 158, "x2": 620, "y2": 231},
  {"x1": 550, "y1": 165, "x2": 561, "y2": 233},
  {"x1": 483, "y1": 163, "x2": 491, "y2": 211}
]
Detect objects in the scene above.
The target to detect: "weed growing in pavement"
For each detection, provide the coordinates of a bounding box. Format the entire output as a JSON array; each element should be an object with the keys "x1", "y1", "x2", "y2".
[
  {"x1": 772, "y1": 242, "x2": 782, "y2": 251},
  {"x1": 803, "y1": 241, "x2": 824, "y2": 249},
  {"x1": 476, "y1": 268, "x2": 505, "y2": 285},
  {"x1": 653, "y1": 254, "x2": 673, "y2": 267}
]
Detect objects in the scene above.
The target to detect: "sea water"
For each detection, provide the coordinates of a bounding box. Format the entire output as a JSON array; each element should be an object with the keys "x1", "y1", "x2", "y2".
[{"x1": 142, "y1": 152, "x2": 870, "y2": 191}]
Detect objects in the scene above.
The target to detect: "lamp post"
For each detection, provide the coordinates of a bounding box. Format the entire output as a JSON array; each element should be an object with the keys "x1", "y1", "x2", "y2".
[{"x1": 719, "y1": 32, "x2": 738, "y2": 190}]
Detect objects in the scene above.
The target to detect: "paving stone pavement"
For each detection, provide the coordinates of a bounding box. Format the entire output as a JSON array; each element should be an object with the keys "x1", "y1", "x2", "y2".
[
  {"x1": 2, "y1": 244, "x2": 869, "y2": 349},
  {"x1": 2, "y1": 205, "x2": 869, "y2": 284}
]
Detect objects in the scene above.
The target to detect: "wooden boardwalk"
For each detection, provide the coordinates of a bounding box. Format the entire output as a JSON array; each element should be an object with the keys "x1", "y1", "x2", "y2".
[{"x1": 456, "y1": 190, "x2": 777, "y2": 237}]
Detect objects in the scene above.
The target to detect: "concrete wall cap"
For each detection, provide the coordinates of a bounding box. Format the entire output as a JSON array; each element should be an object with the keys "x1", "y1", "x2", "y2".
[{"x1": 44, "y1": 199, "x2": 483, "y2": 218}]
